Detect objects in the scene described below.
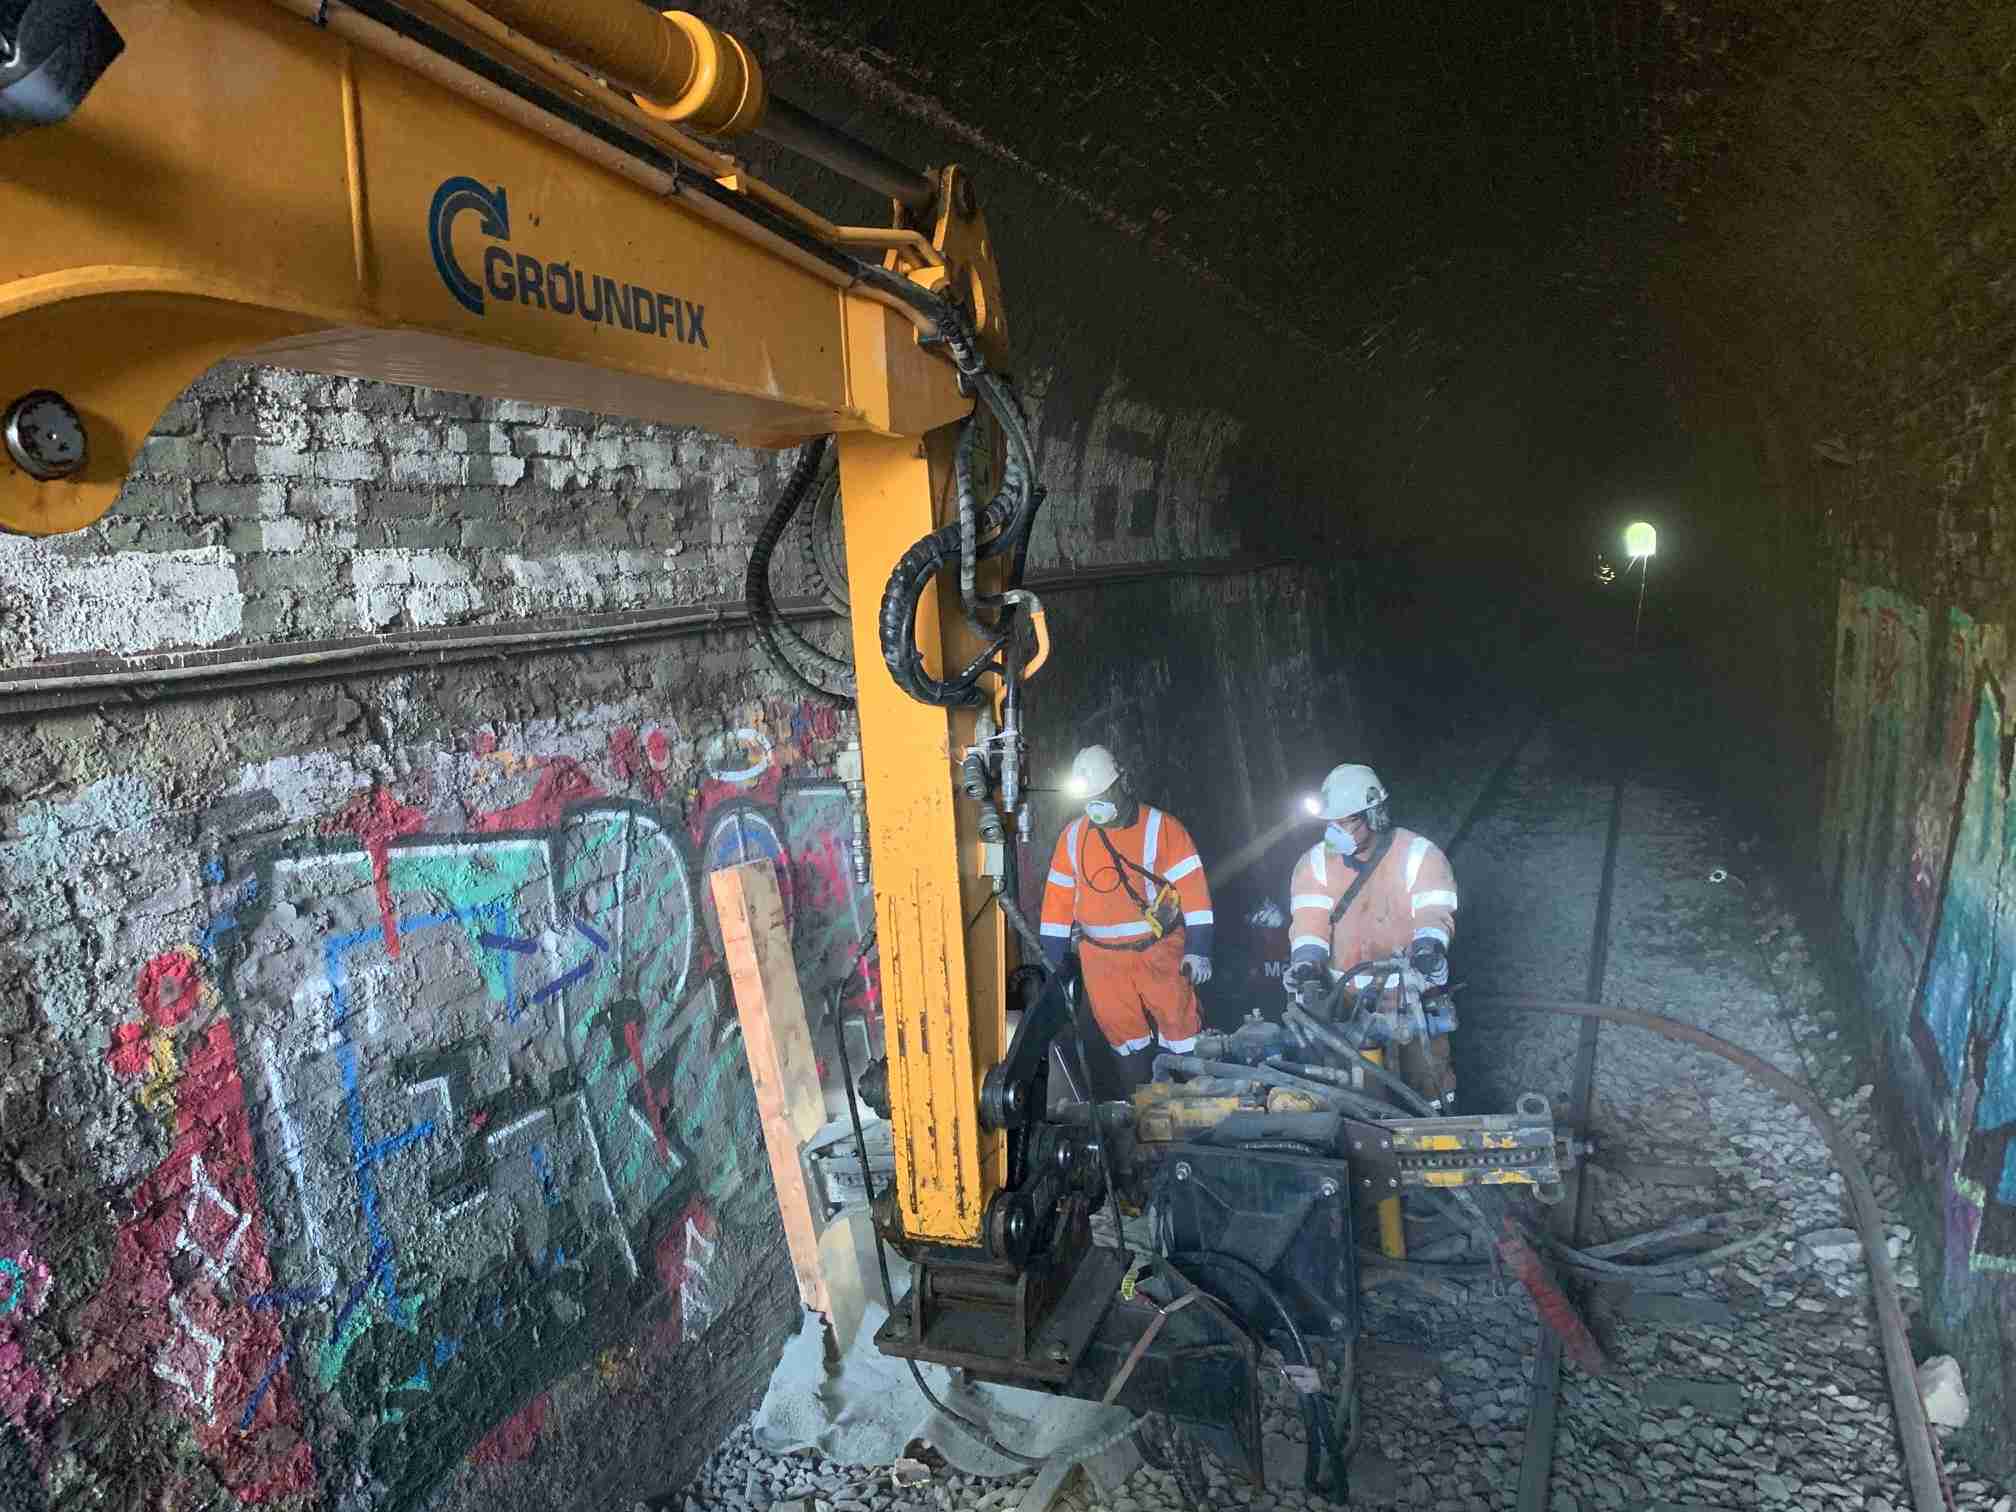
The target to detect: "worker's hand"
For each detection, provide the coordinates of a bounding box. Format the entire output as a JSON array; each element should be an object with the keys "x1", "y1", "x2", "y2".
[
  {"x1": 1282, "y1": 959, "x2": 1327, "y2": 996},
  {"x1": 1180, "y1": 954, "x2": 1213, "y2": 985},
  {"x1": 1408, "y1": 937, "x2": 1447, "y2": 981}
]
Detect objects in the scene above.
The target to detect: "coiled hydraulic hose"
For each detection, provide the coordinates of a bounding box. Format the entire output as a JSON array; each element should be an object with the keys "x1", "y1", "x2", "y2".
[
  {"x1": 872, "y1": 303, "x2": 1046, "y2": 708},
  {"x1": 746, "y1": 434, "x2": 855, "y2": 704}
]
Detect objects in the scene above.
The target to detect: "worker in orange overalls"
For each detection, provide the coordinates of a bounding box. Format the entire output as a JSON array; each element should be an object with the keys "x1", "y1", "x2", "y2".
[
  {"x1": 1285, "y1": 763, "x2": 1460, "y2": 1109},
  {"x1": 1039, "y1": 745, "x2": 1214, "y2": 1090}
]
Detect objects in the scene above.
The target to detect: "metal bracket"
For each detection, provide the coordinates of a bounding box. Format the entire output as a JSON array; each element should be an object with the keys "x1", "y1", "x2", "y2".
[{"x1": 1338, "y1": 1092, "x2": 1570, "y2": 1199}]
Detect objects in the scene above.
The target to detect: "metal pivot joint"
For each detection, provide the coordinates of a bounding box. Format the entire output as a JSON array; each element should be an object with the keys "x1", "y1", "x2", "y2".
[{"x1": 3, "y1": 390, "x2": 86, "y2": 481}]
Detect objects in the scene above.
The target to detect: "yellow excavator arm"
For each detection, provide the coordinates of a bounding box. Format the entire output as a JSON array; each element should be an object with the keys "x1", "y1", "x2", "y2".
[{"x1": 1, "y1": 0, "x2": 1017, "y2": 1248}]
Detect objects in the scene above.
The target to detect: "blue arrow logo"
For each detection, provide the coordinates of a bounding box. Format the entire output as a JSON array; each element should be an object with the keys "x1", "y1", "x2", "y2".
[{"x1": 428, "y1": 177, "x2": 510, "y2": 316}]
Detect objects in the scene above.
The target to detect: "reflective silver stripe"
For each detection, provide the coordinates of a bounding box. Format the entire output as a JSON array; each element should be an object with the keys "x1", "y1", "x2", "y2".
[
  {"x1": 1290, "y1": 893, "x2": 1332, "y2": 912},
  {"x1": 1164, "y1": 853, "x2": 1202, "y2": 882},
  {"x1": 1412, "y1": 889, "x2": 1458, "y2": 911},
  {"x1": 1158, "y1": 1033, "x2": 1198, "y2": 1053},
  {"x1": 1142, "y1": 807, "x2": 1163, "y2": 873},
  {"x1": 1413, "y1": 925, "x2": 1450, "y2": 946},
  {"x1": 1065, "y1": 817, "x2": 1083, "y2": 872},
  {"x1": 1049, "y1": 869, "x2": 1077, "y2": 888},
  {"x1": 1405, "y1": 834, "x2": 1430, "y2": 889},
  {"x1": 1310, "y1": 844, "x2": 1328, "y2": 886},
  {"x1": 1113, "y1": 1033, "x2": 1154, "y2": 1053},
  {"x1": 1040, "y1": 921, "x2": 1072, "y2": 938},
  {"x1": 1183, "y1": 909, "x2": 1214, "y2": 926},
  {"x1": 1083, "y1": 920, "x2": 1153, "y2": 940},
  {"x1": 1291, "y1": 933, "x2": 1330, "y2": 954}
]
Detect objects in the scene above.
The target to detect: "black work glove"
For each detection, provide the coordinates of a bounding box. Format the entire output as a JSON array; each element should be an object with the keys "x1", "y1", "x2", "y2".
[
  {"x1": 1282, "y1": 959, "x2": 1328, "y2": 995},
  {"x1": 1408, "y1": 937, "x2": 1448, "y2": 980}
]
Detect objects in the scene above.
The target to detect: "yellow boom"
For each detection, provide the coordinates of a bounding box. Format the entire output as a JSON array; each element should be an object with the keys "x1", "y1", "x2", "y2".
[{"x1": 1, "y1": 0, "x2": 1013, "y2": 1247}]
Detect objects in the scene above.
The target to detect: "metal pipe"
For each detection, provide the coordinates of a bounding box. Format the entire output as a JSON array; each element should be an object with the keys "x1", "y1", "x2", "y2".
[
  {"x1": 758, "y1": 94, "x2": 936, "y2": 212},
  {"x1": 458, "y1": 0, "x2": 763, "y2": 134}
]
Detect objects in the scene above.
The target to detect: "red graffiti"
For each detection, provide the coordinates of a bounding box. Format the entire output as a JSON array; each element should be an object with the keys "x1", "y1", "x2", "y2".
[
  {"x1": 691, "y1": 766, "x2": 784, "y2": 836},
  {"x1": 325, "y1": 787, "x2": 428, "y2": 958},
  {"x1": 472, "y1": 758, "x2": 603, "y2": 833},
  {"x1": 469, "y1": 1390, "x2": 550, "y2": 1465},
  {"x1": 624, "y1": 1018, "x2": 674, "y2": 1167},
  {"x1": 610, "y1": 727, "x2": 674, "y2": 802},
  {"x1": 106, "y1": 1020, "x2": 152, "y2": 1078},
  {"x1": 72, "y1": 975, "x2": 313, "y2": 1503},
  {"x1": 139, "y1": 951, "x2": 203, "y2": 1029}
]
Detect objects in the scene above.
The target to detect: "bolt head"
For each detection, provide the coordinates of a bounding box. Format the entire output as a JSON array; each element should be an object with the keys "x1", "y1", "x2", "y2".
[
  {"x1": 5, "y1": 390, "x2": 87, "y2": 481},
  {"x1": 1173, "y1": 1161, "x2": 1192, "y2": 1182},
  {"x1": 1318, "y1": 1178, "x2": 1340, "y2": 1198}
]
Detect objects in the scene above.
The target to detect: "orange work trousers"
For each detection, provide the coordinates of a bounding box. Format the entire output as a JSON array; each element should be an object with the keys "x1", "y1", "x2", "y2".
[{"x1": 1080, "y1": 931, "x2": 1203, "y2": 1053}]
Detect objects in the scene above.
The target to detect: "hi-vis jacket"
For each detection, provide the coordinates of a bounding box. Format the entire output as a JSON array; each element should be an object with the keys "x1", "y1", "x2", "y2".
[
  {"x1": 1289, "y1": 828, "x2": 1456, "y2": 988},
  {"x1": 1039, "y1": 808, "x2": 1215, "y2": 965}
]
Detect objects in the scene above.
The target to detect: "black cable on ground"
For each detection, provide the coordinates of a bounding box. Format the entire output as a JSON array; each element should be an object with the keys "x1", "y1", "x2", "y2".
[{"x1": 828, "y1": 934, "x2": 1040, "y2": 1470}]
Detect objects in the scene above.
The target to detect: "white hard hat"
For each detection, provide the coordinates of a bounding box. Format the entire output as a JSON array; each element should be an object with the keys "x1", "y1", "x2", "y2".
[
  {"x1": 1315, "y1": 763, "x2": 1387, "y2": 820},
  {"x1": 1067, "y1": 745, "x2": 1120, "y2": 799}
]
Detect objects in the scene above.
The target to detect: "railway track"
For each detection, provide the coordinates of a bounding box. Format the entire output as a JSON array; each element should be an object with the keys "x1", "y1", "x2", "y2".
[{"x1": 1336, "y1": 692, "x2": 1954, "y2": 1512}]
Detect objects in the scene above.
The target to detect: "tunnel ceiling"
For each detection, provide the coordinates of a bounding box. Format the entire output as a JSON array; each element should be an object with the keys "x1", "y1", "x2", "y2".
[{"x1": 738, "y1": 0, "x2": 1694, "y2": 359}]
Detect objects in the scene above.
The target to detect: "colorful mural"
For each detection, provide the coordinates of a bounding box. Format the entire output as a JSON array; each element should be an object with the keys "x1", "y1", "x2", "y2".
[{"x1": 1, "y1": 699, "x2": 877, "y2": 1511}]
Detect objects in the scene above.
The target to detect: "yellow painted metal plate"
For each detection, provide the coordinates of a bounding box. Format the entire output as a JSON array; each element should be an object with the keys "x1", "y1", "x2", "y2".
[{"x1": 0, "y1": 0, "x2": 968, "y2": 532}]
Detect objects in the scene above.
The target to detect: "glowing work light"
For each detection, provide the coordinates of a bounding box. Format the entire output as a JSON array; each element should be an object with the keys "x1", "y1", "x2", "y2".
[
  {"x1": 1066, "y1": 775, "x2": 1090, "y2": 798},
  {"x1": 1624, "y1": 521, "x2": 1657, "y2": 560},
  {"x1": 1302, "y1": 795, "x2": 1323, "y2": 817}
]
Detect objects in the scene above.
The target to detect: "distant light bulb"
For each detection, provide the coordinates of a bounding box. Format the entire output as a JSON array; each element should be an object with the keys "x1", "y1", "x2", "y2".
[
  {"x1": 1624, "y1": 521, "x2": 1657, "y2": 560},
  {"x1": 1302, "y1": 795, "x2": 1323, "y2": 817}
]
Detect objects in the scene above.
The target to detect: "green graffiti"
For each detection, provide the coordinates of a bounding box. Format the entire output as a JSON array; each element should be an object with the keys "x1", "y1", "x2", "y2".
[
  {"x1": 315, "y1": 1296, "x2": 377, "y2": 1390},
  {"x1": 388, "y1": 841, "x2": 548, "y2": 1007}
]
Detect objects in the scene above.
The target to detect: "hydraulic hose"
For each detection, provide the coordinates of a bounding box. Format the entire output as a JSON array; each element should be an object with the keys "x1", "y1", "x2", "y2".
[
  {"x1": 995, "y1": 892, "x2": 1048, "y2": 967},
  {"x1": 746, "y1": 435, "x2": 854, "y2": 703},
  {"x1": 1280, "y1": 1007, "x2": 1436, "y2": 1117},
  {"x1": 867, "y1": 276, "x2": 1045, "y2": 709},
  {"x1": 1167, "y1": 1250, "x2": 1339, "y2": 1495},
  {"x1": 1462, "y1": 994, "x2": 1950, "y2": 1512}
]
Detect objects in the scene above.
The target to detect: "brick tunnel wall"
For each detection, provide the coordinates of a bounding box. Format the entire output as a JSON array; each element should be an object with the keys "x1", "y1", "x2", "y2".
[
  {"x1": 0, "y1": 366, "x2": 1375, "y2": 1510},
  {"x1": 1647, "y1": 0, "x2": 2016, "y2": 1471},
  {"x1": 0, "y1": 52, "x2": 1549, "y2": 1509},
  {"x1": 0, "y1": 3, "x2": 1608, "y2": 1504}
]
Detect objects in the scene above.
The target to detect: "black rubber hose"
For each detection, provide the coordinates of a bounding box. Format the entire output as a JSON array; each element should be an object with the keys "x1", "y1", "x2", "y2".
[
  {"x1": 1280, "y1": 1008, "x2": 1436, "y2": 1117},
  {"x1": 875, "y1": 367, "x2": 1037, "y2": 708},
  {"x1": 877, "y1": 521, "x2": 1011, "y2": 706},
  {"x1": 747, "y1": 435, "x2": 855, "y2": 704},
  {"x1": 1167, "y1": 1250, "x2": 1335, "y2": 1494}
]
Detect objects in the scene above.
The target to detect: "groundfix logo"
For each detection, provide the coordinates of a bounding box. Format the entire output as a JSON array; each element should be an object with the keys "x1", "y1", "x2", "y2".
[{"x1": 427, "y1": 176, "x2": 710, "y2": 347}]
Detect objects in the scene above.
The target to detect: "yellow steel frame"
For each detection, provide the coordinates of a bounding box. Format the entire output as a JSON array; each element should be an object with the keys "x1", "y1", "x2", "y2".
[{"x1": 2, "y1": 0, "x2": 1012, "y2": 1246}]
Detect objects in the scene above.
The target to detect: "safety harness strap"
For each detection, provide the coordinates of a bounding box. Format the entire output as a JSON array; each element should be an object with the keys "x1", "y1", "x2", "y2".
[{"x1": 1328, "y1": 830, "x2": 1395, "y2": 926}]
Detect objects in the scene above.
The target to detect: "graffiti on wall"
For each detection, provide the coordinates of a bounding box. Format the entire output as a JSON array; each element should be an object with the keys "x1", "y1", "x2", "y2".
[
  {"x1": 1827, "y1": 583, "x2": 2016, "y2": 1280},
  {"x1": 12, "y1": 699, "x2": 876, "y2": 1511},
  {"x1": 1910, "y1": 679, "x2": 2016, "y2": 1279}
]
